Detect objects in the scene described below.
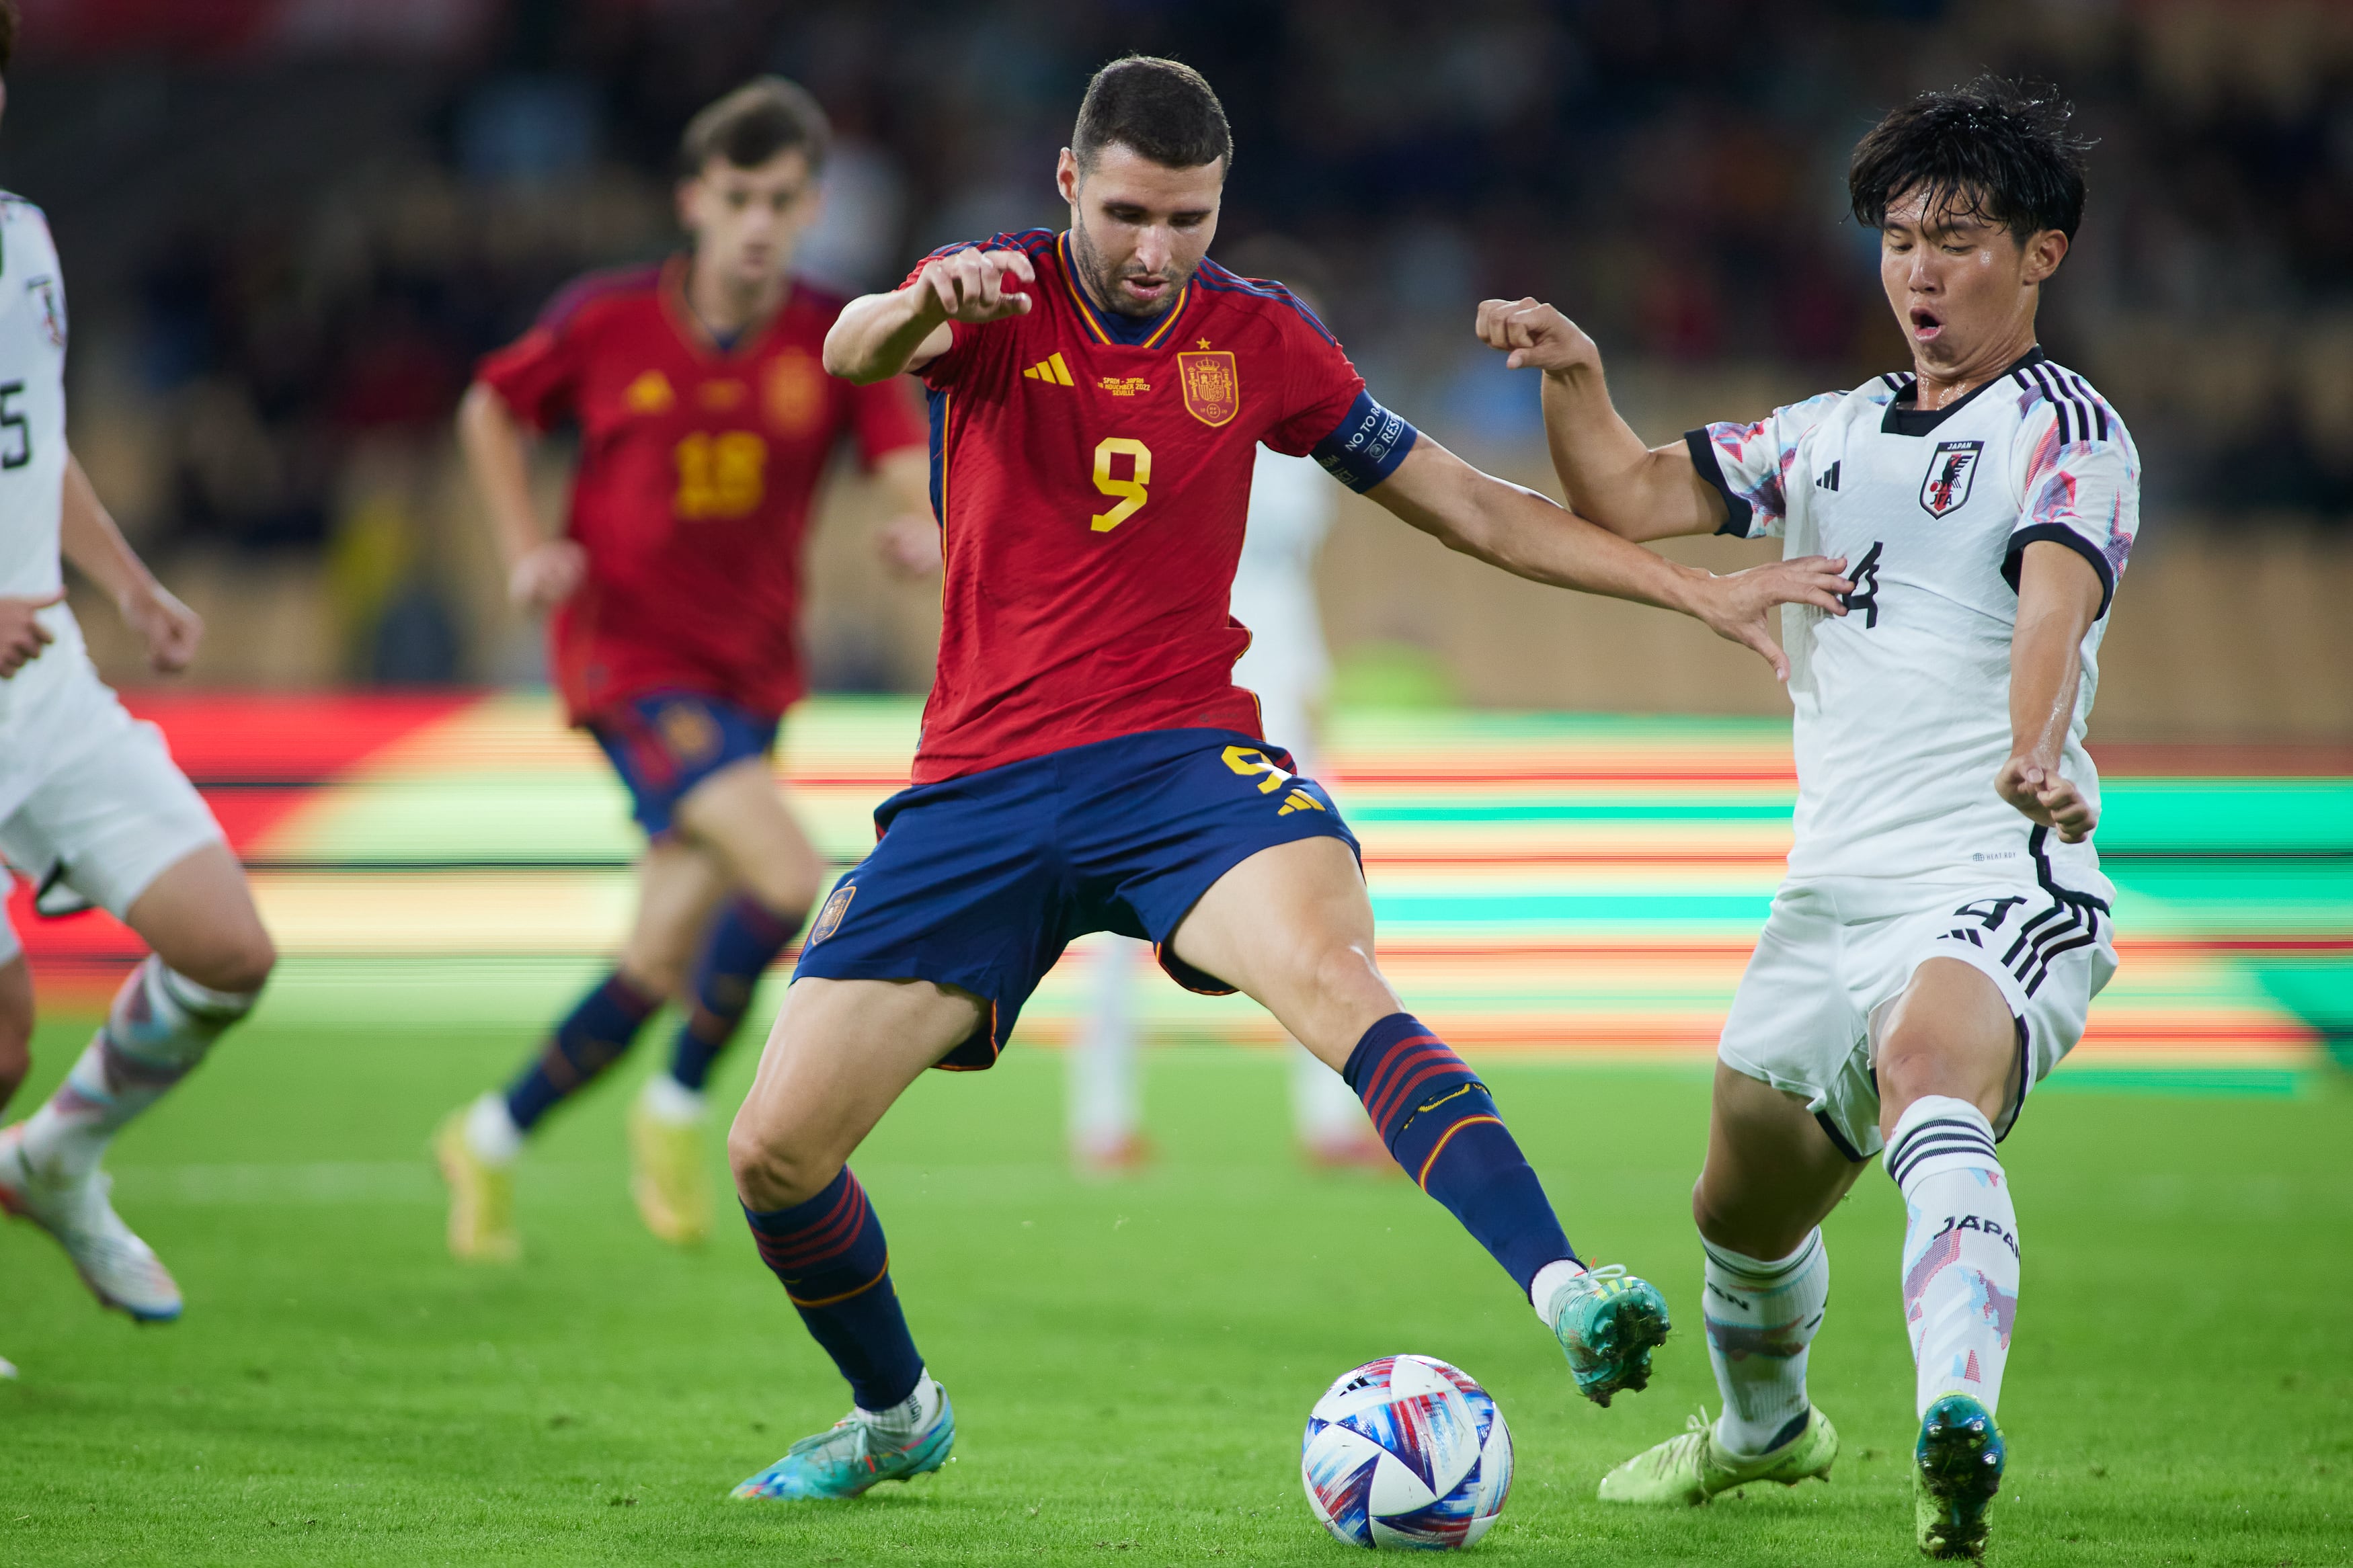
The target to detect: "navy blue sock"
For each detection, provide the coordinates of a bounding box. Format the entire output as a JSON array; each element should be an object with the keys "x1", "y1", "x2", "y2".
[
  {"x1": 1345, "y1": 1012, "x2": 1578, "y2": 1296},
  {"x1": 743, "y1": 1167, "x2": 924, "y2": 1411},
  {"x1": 668, "y1": 895, "x2": 804, "y2": 1092},
  {"x1": 504, "y1": 971, "x2": 663, "y2": 1132}
]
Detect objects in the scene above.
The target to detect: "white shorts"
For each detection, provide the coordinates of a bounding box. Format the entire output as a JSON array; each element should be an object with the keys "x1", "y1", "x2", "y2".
[
  {"x1": 0, "y1": 697, "x2": 223, "y2": 964},
  {"x1": 1717, "y1": 871, "x2": 2118, "y2": 1161}
]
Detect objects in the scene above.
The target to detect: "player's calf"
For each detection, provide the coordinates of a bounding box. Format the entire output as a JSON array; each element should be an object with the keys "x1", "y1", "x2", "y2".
[{"x1": 1344, "y1": 1012, "x2": 1670, "y2": 1404}]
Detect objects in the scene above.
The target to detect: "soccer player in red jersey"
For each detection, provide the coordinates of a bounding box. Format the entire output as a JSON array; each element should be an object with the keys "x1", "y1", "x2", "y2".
[
  {"x1": 722, "y1": 58, "x2": 1853, "y2": 1499},
  {"x1": 432, "y1": 79, "x2": 934, "y2": 1262}
]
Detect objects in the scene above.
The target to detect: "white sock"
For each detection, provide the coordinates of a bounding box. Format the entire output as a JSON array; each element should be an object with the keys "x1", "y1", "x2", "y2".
[
  {"x1": 1702, "y1": 1229, "x2": 1829, "y2": 1456},
  {"x1": 857, "y1": 1369, "x2": 941, "y2": 1439},
  {"x1": 1287, "y1": 1038, "x2": 1366, "y2": 1143},
  {"x1": 1068, "y1": 938, "x2": 1144, "y2": 1153},
  {"x1": 1528, "y1": 1257, "x2": 1591, "y2": 1325},
  {"x1": 1888, "y1": 1096, "x2": 2019, "y2": 1420},
  {"x1": 464, "y1": 1091, "x2": 523, "y2": 1165},
  {"x1": 639, "y1": 1071, "x2": 707, "y2": 1125},
  {"x1": 15, "y1": 956, "x2": 253, "y2": 1184}
]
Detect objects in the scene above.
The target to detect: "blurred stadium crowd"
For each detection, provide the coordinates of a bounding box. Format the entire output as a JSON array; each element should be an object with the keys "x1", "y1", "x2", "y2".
[{"x1": 3, "y1": 0, "x2": 2349, "y2": 686}]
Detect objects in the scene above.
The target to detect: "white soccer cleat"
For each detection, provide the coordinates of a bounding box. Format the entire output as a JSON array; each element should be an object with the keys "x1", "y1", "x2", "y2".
[{"x1": 0, "y1": 1125, "x2": 184, "y2": 1322}]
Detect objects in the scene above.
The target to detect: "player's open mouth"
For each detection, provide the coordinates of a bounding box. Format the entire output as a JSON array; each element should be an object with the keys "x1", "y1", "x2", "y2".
[
  {"x1": 1911, "y1": 308, "x2": 1942, "y2": 341},
  {"x1": 1122, "y1": 276, "x2": 1169, "y2": 302}
]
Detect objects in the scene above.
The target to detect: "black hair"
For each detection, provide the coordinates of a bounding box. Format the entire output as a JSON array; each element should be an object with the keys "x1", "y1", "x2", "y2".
[
  {"x1": 678, "y1": 76, "x2": 830, "y2": 179},
  {"x1": 0, "y1": 0, "x2": 18, "y2": 76},
  {"x1": 1073, "y1": 55, "x2": 1232, "y2": 173},
  {"x1": 1849, "y1": 75, "x2": 2091, "y2": 241}
]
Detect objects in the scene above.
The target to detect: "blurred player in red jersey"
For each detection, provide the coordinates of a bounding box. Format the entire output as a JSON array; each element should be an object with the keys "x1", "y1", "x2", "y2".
[
  {"x1": 433, "y1": 79, "x2": 934, "y2": 1263},
  {"x1": 722, "y1": 58, "x2": 1854, "y2": 1501}
]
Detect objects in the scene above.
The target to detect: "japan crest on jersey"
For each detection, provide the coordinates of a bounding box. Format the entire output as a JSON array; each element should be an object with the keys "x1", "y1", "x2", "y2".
[
  {"x1": 1919, "y1": 439, "x2": 1983, "y2": 518},
  {"x1": 26, "y1": 276, "x2": 64, "y2": 350}
]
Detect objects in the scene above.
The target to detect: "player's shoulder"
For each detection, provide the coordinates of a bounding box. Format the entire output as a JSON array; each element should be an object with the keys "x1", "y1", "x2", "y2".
[
  {"x1": 2001, "y1": 351, "x2": 2132, "y2": 450},
  {"x1": 0, "y1": 192, "x2": 56, "y2": 250},
  {"x1": 916, "y1": 228, "x2": 1060, "y2": 267},
  {"x1": 1191, "y1": 259, "x2": 1341, "y2": 347},
  {"x1": 535, "y1": 260, "x2": 666, "y2": 336}
]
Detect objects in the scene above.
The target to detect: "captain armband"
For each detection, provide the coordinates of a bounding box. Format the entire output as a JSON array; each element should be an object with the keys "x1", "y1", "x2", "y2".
[{"x1": 1312, "y1": 390, "x2": 1419, "y2": 493}]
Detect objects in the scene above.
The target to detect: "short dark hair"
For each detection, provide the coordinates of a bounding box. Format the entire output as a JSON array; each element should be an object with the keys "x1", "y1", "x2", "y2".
[
  {"x1": 1073, "y1": 55, "x2": 1232, "y2": 173},
  {"x1": 679, "y1": 77, "x2": 830, "y2": 179},
  {"x1": 0, "y1": 0, "x2": 19, "y2": 76},
  {"x1": 1849, "y1": 75, "x2": 2091, "y2": 241}
]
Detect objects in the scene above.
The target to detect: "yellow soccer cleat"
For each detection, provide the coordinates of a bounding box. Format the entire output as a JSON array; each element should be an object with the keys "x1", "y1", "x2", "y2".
[
  {"x1": 627, "y1": 1083, "x2": 711, "y2": 1247},
  {"x1": 433, "y1": 1106, "x2": 519, "y2": 1264},
  {"x1": 1599, "y1": 1405, "x2": 1839, "y2": 1506}
]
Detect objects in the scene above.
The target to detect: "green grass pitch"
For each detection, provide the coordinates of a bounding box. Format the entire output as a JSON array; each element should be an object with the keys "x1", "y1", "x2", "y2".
[{"x1": 1, "y1": 1017, "x2": 2347, "y2": 1566}]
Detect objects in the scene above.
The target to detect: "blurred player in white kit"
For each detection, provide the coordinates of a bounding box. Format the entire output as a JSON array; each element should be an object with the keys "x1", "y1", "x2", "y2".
[
  {"x1": 1067, "y1": 253, "x2": 1383, "y2": 1173},
  {"x1": 0, "y1": 0, "x2": 277, "y2": 1367}
]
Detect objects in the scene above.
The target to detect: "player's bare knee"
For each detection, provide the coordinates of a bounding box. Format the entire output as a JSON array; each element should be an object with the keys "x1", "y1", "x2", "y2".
[
  {"x1": 726, "y1": 1116, "x2": 828, "y2": 1210},
  {"x1": 171, "y1": 926, "x2": 276, "y2": 997}
]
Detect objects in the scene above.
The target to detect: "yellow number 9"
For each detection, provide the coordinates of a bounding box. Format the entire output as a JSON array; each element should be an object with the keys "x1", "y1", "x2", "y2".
[{"x1": 1091, "y1": 437, "x2": 1151, "y2": 533}]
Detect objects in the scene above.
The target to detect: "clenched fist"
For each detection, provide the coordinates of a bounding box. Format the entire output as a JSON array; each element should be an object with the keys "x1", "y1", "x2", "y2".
[{"x1": 1474, "y1": 296, "x2": 1601, "y2": 376}]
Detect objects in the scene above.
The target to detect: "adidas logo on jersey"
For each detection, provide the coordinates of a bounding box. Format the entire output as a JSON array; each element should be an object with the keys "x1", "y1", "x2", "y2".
[
  {"x1": 1023, "y1": 352, "x2": 1075, "y2": 386},
  {"x1": 1816, "y1": 460, "x2": 1840, "y2": 491},
  {"x1": 1276, "y1": 789, "x2": 1326, "y2": 817}
]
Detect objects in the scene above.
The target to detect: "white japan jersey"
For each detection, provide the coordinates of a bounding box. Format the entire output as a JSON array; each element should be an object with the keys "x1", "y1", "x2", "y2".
[
  {"x1": 0, "y1": 193, "x2": 102, "y2": 817},
  {"x1": 1692, "y1": 349, "x2": 2139, "y2": 886},
  {"x1": 1231, "y1": 446, "x2": 1335, "y2": 701}
]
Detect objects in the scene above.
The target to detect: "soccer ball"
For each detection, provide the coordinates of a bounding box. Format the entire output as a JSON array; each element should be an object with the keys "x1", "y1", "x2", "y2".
[{"x1": 1300, "y1": 1354, "x2": 1513, "y2": 1550}]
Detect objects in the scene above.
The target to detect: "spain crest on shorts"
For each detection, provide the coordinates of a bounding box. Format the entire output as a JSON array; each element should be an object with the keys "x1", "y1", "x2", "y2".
[
  {"x1": 1919, "y1": 439, "x2": 1983, "y2": 518},
  {"x1": 1178, "y1": 351, "x2": 1238, "y2": 427},
  {"x1": 807, "y1": 883, "x2": 855, "y2": 946}
]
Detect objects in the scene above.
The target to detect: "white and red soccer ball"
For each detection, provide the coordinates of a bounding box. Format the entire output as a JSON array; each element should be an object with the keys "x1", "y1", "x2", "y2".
[{"x1": 1301, "y1": 1354, "x2": 1513, "y2": 1550}]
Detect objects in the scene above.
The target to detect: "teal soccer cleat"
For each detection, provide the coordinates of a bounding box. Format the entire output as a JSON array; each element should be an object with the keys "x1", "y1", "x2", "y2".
[
  {"x1": 1546, "y1": 1264, "x2": 1672, "y2": 1407},
  {"x1": 732, "y1": 1387, "x2": 955, "y2": 1501},
  {"x1": 1914, "y1": 1393, "x2": 2005, "y2": 1559}
]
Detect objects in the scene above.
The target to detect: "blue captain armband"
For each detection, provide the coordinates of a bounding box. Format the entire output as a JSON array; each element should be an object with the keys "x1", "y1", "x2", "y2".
[{"x1": 1312, "y1": 390, "x2": 1419, "y2": 492}]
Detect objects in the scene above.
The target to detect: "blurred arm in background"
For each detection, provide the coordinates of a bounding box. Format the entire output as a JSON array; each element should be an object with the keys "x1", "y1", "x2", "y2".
[
  {"x1": 59, "y1": 450, "x2": 202, "y2": 673},
  {"x1": 1364, "y1": 436, "x2": 1846, "y2": 682},
  {"x1": 871, "y1": 447, "x2": 942, "y2": 577},
  {"x1": 458, "y1": 380, "x2": 584, "y2": 615},
  {"x1": 1474, "y1": 297, "x2": 1725, "y2": 542}
]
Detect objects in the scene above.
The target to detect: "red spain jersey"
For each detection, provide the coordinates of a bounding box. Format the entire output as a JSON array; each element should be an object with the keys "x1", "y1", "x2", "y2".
[
  {"x1": 476, "y1": 257, "x2": 925, "y2": 724},
  {"x1": 907, "y1": 229, "x2": 1412, "y2": 783}
]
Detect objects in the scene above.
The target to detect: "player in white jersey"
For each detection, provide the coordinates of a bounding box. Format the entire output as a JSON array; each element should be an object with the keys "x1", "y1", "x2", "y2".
[
  {"x1": 1066, "y1": 442, "x2": 1386, "y2": 1172},
  {"x1": 1476, "y1": 79, "x2": 2128, "y2": 1559},
  {"x1": 0, "y1": 2, "x2": 278, "y2": 1353}
]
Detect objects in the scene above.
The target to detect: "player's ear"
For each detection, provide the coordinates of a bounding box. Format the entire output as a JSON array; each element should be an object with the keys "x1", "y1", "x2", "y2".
[
  {"x1": 674, "y1": 175, "x2": 705, "y2": 237},
  {"x1": 2022, "y1": 227, "x2": 2067, "y2": 286},
  {"x1": 1055, "y1": 148, "x2": 1081, "y2": 208}
]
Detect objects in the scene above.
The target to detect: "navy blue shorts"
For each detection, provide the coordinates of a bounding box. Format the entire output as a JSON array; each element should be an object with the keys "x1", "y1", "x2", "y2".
[
  {"x1": 794, "y1": 727, "x2": 1359, "y2": 1070},
  {"x1": 587, "y1": 691, "x2": 780, "y2": 837}
]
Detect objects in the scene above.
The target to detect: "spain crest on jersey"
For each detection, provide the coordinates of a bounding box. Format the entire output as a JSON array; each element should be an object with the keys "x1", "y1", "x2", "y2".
[
  {"x1": 1919, "y1": 439, "x2": 1983, "y2": 518},
  {"x1": 1179, "y1": 350, "x2": 1238, "y2": 427}
]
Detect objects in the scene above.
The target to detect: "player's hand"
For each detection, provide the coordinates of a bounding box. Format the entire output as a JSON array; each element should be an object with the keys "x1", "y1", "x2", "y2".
[
  {"x1": 1996, "y1": 753, "x2": 2098, "y2": 842},
  {"x1": 912, "y1": 247, "x2": 1037, "y2": 326},
  {"x1": 120, "y1": 579, "x2": 203, "y2": 673},
  {"x1": 1474, "y1": 297, "x2": 1600, "y2": 375},
  {"x1": 875, "y1": 513, "x2": 943, "y2": 577},
  {"x1": 0, "y1": 588, "x2": 63, "y2": 678},
  {"x1": 1685, "y1": 555, "x2": 1852, "y2": 682},
  {"x1": 508, "y1": 539, "x2": 588, "y2": 615}
]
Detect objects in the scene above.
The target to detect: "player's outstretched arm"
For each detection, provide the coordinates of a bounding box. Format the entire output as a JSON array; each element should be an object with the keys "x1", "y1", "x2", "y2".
[
  {"x1": 823, "y1": 247, "x2": 1039, "y2": 384},
  {"x1": 458, "y1": 381, "x2": 584, "y2": 615},
  {"x1": 58, "y1": 448, "x2": 202, "y2": 673},
  {"x1": 1996, "y1": 541, "x2": 2105, "y2": 841},
  {"x1": 1473, "y1": 297, "x2": 1722, "y2": 542},
  {"x1": 1367, "y1": 438, "x2": 1850, "y2": 682}
]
